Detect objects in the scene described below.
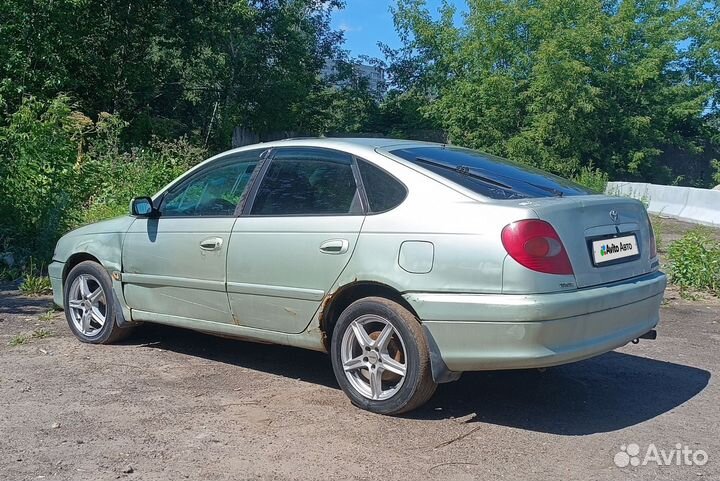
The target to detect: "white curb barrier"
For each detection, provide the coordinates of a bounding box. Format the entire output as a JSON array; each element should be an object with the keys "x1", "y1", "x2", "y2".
[{"x1": 606, "y1": 181, "x2": 720, "y2": 226}]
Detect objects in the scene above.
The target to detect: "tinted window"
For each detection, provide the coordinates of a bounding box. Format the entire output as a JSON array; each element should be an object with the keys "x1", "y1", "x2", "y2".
[
  {"x1": 161, "y1": 152, "x2": 260, "y2": 216},
  {"x1": 389, "y1": 146, "x2": 591, "y2": 199},
  {"x1": 251, "y1": 148, "x2": 361, "y2": 215},
  {"x1": 357, "y1": 160, "x2": 406, "y2": 212}
]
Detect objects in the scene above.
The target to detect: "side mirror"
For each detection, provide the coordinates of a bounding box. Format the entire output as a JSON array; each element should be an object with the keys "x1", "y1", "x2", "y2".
[{"x1": 130, "y1": 197, "x2": 155, "y2": 217}]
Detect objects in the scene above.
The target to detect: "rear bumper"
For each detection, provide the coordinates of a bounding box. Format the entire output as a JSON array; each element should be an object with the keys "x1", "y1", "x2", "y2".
[{"x1": 404, "y1": 271, "x2": 666, "y2": 372}]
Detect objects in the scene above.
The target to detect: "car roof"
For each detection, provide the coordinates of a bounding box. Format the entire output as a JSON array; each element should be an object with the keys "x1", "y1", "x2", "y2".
[
  {"x1": 153, "y1": 137, "x2": 445, "y2": 201},
  {"x1": 219, "y1": 137, "x2": 443, "y2": 157}
]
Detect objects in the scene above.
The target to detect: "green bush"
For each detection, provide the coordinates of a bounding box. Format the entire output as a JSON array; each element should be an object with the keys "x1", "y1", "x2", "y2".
[
  {"x1": 712, "y1": 159, "x2": 720, "y2": 186},
  {"x1": 0, "y1": 96, "x2": 94, "y2": 259},
  {"x1": 0, "y1": 265, "x2": 21, "y2": 282},
  {"x1": 571, "y1": 165, "x2": 609, "y2": 193},
  {"x1": 667, "y1": 229, "x2": 720, "y2": 295},
  {"x1": 0, "y1": 95, "x2": 207, "y2": 262},
  {"x1": 81, "y1": 118, "x2": 206, "y2": 226}
]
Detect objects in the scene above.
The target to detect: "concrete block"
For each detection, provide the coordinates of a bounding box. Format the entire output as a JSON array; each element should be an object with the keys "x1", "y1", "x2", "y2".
[
  {"x1": 677, "y1": 188, "x2": 720, "y2": 226},
  {"x1": 607, "y1": 181, "x2": 720, "y2": 226}
]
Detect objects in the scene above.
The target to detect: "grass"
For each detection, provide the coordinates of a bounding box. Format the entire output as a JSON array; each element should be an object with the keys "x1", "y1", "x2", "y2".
[
  {"x1": 18, "y1": 258, "x2": 52, "y2": 296},
  {"x1": 667, "y1": 228, "x2": 720, "y2": 297},
  {"x1": 39, "y1": 310, "x2": 56, "y2": 322},
  {"x1": 9, "y1": 333, "x2": 29, "y2": 346},
  {"x1": 3, "y1": 258, "x2": 52, "y2": 294},
  {"x1": 19, "y1": 273, "x2": 52, "y2": 296},
  {"x1": 32, "y1": 327, "x2": 53, "y2": 339},
  {"x1": 0, "y1": 266, "x2": 21, "y2": 282},
  {"x1": 8, "y1": 328, "x2": 53, "y2": 346},
  {"x1": 651, "y1": 217, "x2": 664, "y2": 253}
]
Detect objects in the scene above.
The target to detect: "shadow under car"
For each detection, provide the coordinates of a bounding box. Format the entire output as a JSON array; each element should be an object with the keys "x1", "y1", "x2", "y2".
[{"x1": 124, "y1": 323, "x2": 710, "y2": 435}]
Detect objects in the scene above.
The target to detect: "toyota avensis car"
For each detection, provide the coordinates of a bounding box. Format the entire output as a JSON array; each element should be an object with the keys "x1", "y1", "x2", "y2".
[{"x1": 49, "y1": 138, "x2": 666, "y2": 414}]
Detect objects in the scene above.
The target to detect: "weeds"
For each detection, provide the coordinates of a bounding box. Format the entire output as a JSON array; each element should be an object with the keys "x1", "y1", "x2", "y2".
[
  {"x1": 32, "y1": 327, "x2": 53, "y2": 339},
  {"x1": 9, "y1": 333, "x2": 29, "y2": 346},
  {"x1": 667, "y1": 229, "x2": 720, "y2": 296},
  {"x1": 39, "y1": 310, "x2": 56, "y2": 322},
  {"x1": 650, "y1": 217, "x2": 664, "y2": 253},
  {"x1": 19, "y1": 274, "x2": 52, "y2": 295},
  {"x1": 8, "y1": 328, "x2": 53, "y2": 346},
  {"x1": 571, "y1": 166, "x2": 609, "y2": 193},
  {"x1": 19, "y1": 259, "x2": 52, "y2": 296},
  {"x1": 0, "y1": 266, "x2": 21, "y2": 282}
]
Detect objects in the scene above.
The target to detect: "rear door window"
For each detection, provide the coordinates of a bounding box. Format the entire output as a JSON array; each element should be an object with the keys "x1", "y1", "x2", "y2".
[
  {"x1": 250, "y1": 148, "x2": 362, "y2": 215},
  {"x1": 388, "y1": 146, "x2": 591, "y2": 200}
]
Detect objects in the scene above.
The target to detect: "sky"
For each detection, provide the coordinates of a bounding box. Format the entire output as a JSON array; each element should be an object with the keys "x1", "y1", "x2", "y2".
[{"x1": 330, "y1": 0, "x2": 468, "y2": 60}]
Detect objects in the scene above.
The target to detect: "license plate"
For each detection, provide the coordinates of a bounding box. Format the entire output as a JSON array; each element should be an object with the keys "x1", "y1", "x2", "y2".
[{"x1": 591, "y1": 234, "x2": 639, "y2": 265}]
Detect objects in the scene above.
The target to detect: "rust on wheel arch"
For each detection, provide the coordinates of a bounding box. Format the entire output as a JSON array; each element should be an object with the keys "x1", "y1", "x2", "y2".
[{"x1": 318, "y1": 280, "x2": 420, "y2": 352}]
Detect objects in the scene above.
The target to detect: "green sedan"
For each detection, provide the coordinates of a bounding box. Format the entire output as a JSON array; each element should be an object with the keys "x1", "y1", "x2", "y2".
[{"x1": 50, "y1": 138, "x2": 666, "y2": 414}]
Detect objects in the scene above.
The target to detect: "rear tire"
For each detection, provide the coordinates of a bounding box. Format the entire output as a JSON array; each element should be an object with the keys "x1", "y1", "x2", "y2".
[
  {"x1": 63, "y1": 261, "x2": 132, "y2": 344},
  {"x1": 330, "y1": 297, "x2": 437, "y2": 415}
]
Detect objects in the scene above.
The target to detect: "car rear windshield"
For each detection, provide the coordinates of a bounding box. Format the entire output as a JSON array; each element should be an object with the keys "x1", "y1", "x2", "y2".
[{"x1": 388, "y1": 146, "x2": 593, "y2": 200}]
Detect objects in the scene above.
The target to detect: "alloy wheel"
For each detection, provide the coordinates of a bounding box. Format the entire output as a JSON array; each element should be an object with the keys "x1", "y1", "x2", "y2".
[
  {"x1": 340, "y1": 314, "x2": 407, "y2": 401},
  {"x1": 67, "y1": 274, "x2": 107, "y2": 338}
]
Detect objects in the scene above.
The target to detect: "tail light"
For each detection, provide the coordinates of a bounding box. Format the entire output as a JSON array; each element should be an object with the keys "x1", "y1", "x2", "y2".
[{"x1": 501, "y1": 219, "x2": 574, "y2": 275}]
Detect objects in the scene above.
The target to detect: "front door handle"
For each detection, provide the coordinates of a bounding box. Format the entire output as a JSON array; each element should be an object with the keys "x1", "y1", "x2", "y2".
[
  {"x1": 319, "y1": 239, "x2": 349, "y2": 255},
  {"x1": 200, "y1": 237, "x2": 223, "y2": 251}
]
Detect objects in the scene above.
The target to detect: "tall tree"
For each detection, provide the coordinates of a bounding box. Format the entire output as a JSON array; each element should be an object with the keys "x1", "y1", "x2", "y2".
[
  {"x1": 389, "y1": 0, "x2": 719, "y2": 180},
  {"x1": 0, "y1": 0, "x2": 344, "y2": 147}
]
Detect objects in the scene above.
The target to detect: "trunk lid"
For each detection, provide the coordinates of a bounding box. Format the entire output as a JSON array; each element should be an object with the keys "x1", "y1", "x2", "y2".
[{"x1": 523, "y1": 195, "x2": 657, "y2": 288}]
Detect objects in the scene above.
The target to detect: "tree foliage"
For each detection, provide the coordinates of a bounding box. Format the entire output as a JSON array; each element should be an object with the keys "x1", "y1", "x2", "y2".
[
  {"x1": 1, "y1": 0, "x2": 720, "y2": 264},
  {"x1": 388, "y1": 0, "x2": 719, "y2": 179},
  {"x1": 0, "y1": 96, "x2": 93, "y2": 258},
  {"x1": 0, "y1": 96, "x2": 207, "y2": 259},
  {"x1": 0, "y1": 0, "x2": 345, "y2": 147}
]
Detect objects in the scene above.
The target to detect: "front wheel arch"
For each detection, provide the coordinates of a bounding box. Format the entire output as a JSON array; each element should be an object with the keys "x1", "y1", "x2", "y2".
[{"x1": 62, "y1": 252, "x2": 103, "y2": 285}]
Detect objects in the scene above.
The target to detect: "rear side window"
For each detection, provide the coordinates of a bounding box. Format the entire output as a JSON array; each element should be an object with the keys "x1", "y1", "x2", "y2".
[
  {"x1": 250, "y1": 148, "x2": 362, "y2": 215},
  {"x1": 389, "y1": 146, "x2": 591, "y2": 200},
  {"x1": 357, "y1": 160, "x2": 406, "y2": 212}
]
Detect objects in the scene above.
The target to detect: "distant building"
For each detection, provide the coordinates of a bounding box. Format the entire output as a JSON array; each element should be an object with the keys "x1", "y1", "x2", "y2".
[{"x1": 321, "y1": 59, "x2": 386, "y2": 97}]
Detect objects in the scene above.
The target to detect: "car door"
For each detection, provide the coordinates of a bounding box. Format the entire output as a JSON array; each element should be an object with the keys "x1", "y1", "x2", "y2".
[
  {"x1": 226, "y1": 147, "x2": 365, "y2": 334},
  {"x1": 122, "y1": 149, "x2": 263, "y2": 324}
]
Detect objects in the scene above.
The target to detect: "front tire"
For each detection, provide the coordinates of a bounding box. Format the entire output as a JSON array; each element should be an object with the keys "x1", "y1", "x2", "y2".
[
  {"x1": 330, "y1": 297, "x2": 437, "y2": 415},
  {"x1": 63, "y1": 261, "x2": 131, "y2": 344}
]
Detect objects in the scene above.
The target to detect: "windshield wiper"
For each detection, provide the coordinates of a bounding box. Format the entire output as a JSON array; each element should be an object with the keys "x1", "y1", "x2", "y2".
[
  {"x1": 414, "y1": 157, "x2": 515, "y2": 191},
  {"x1": 521, "y1": 181, "x2": 564, "y2": 197},
  {"x1": 425, "y1": 158, "x2": 565, "y2": 198}
]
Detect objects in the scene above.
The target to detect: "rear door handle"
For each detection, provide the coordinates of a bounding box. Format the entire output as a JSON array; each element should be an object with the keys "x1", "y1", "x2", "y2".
[
  {"x1": 319, "y1": 239, "x2": 349, "y2": 255},
  {"x1": 200, "y1": 237, "x2": 223, "y2": 251}
]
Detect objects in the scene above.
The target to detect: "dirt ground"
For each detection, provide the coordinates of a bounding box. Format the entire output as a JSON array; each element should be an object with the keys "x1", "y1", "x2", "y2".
[{"x1": 1, "y1": 218, "x2": 718, "y2": 481}]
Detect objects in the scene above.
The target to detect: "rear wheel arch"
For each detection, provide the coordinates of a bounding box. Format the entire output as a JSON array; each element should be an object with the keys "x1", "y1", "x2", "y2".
[{"x1": 320, "y1": 281, "x2": 419, "y2": 351}]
